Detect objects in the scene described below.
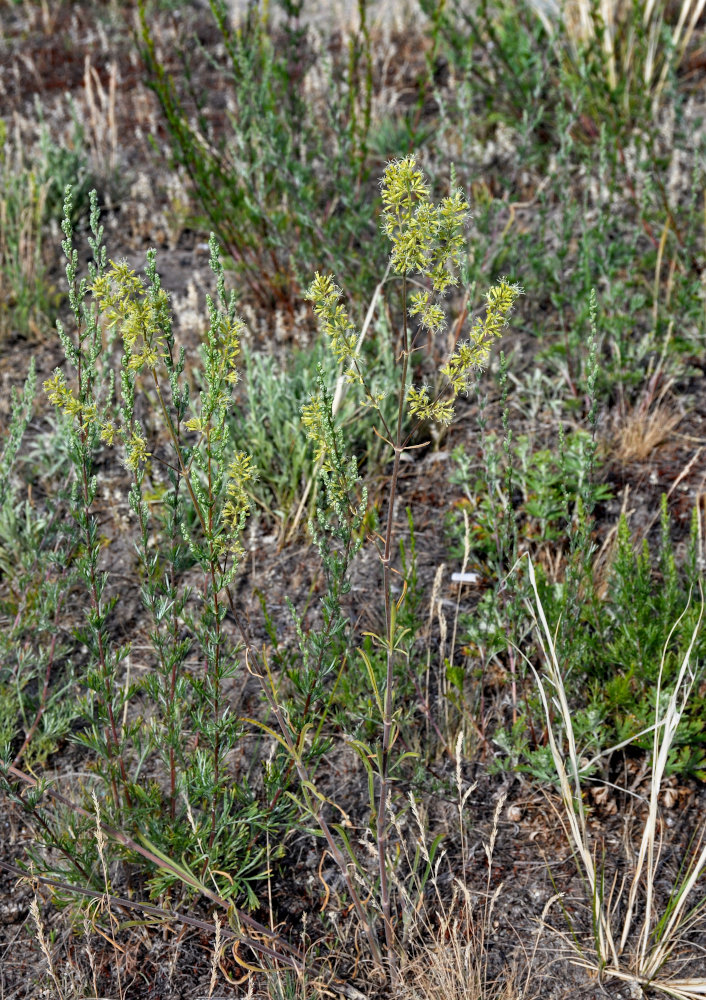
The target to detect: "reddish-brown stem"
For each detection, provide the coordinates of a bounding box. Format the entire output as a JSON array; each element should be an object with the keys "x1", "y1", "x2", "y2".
[{"x1": 168, "y1": 606, "x2": 179, "y2": 822}]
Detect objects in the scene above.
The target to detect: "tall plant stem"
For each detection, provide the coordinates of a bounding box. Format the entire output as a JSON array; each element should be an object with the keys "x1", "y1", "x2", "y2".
[
  {"x1": 205, "y1": 428, "x2": 223, "y2": 851},
  {"x1": 207, "y1": 561, "x2": 222, "y2": 852},
  {"x1": 151, "y1": 369, "x2": 225, "y2": 845},
  {"x1": 132, "y1": 464, "x2": 182, "y2": 822},
  {"x1": 376, "y1": 276, "x2": 410, "y2": 984},
  {"x1": 151, "y1": 370, "x2": 207, "y2": 537},
  {"x1": 75, "y1": 321, "x2": 131, "y2": 811}
]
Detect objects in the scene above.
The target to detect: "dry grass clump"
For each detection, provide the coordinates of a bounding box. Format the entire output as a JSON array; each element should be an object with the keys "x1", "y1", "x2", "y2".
[
  {"x1": 526, "y1": 554, "x2": 706, "y2": 1000},
  {"x1": 397, "y1": 889, "x2": 528, "y2": 1000},
  {"x1": 0, "y1": 119, "x2": 50, "y2": 341},
  {"x1": 551, "y1": 0, "x2": 706, "y2": 102},
  {"x1": 388, "y1": 758, "x2": 538, "y2": 1000},
  {"x1": 613, "y1": 399, "x2": 682, "y2": 463}
]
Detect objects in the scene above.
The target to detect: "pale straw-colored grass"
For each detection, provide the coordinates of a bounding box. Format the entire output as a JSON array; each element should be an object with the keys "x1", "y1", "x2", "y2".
[
  {"x1": 523, "y1": 553, "x2": 706, "y2": 999},
  {"x1": 614, "y1": 400, "x2": 682, "y2": 464},
  {"x1": 528, "y1": 0, "x2": 706, "y2": 107},
  {"x1": 383, "y1": 732, "x2": 539, "y2": 1000}
]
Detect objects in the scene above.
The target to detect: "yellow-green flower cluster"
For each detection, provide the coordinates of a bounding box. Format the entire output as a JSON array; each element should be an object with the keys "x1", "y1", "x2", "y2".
[
  {"x1": 44, "y1": 369, "x2": 89, "y2": 421},
  {"x1": 381, "y1": 155, "x2": 469, "y2": 335},
  {"x1": 301, "y1": 392, "x2": 328, "y2": 466},
  {"x1": 305, "y1": 273, "x2": 361, "y2": 383},
  {"x1": 408, "y1": 278, "x2": 523, "y2": 426},
  {"x1": 301, "y1": 389, "x2": 353, "y2": 511},
  {"x1": 92, "y1": 261, "x2": 170, "y2": 373},
  {"x1": 184, "y1": 310, "x2": 244, "y2": 436},
  {"x1": 442, "y1": 279, "x2": 522, "y2": 391},
  {"x1": 220, "y1": 452, "x2": 257, "y2": 556},
  {"x1": 43, "y1": 369, "x2": 131, "y2": 453},
  {"x1": 408, "y1": 291, "x2": 445, "y2": 334},
  {"x1": 407, "y1": 384, "x2": 454, "y2": 425},
  {"x1": 380, "y1": 155, "x2": 430, "y2": 225},
  {"x1": 125, "y1": 430, "x2": 150, "y2": 471},
  {"x1": 212, "y1": 313, "x2": 244, "y2": 387},
  {"x1": 43, "y1": 368, "x2": 115, "y2": 440}
]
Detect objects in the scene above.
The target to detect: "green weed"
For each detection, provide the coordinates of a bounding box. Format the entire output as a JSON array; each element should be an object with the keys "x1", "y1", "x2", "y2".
[
  {"x1": 2, "y1": 0, "x2": 705, "y2": 991},
  {"x1": 0, "y1": 121, "x2": 53, "y2": 339},
  {"x1": 447, "y1": 422, "x2": 706, "y2": 781},
  {"x1": 0, "y1": 361, "x2": 79, "y2": 770},
  {"x1": 3, "y1": 191, "x2": 282, "y2": 912},
  {"x1": 138, "y1": 0, "x2": 384, "y2": 311},
  {"x1": 3, "y1": 152, "x2": 519, "y2": 991}
]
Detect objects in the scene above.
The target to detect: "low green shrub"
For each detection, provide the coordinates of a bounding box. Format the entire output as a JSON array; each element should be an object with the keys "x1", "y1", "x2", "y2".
[
  {"x1": 1, "y1": 158, "x2": 521, "y2": 989},
  {"x1": 138, "y1": 0, "x2": 384, "y2": 311},
  {"x1": 447, "y1": 416, "x2": 706, "y2": 781},
  {"x1": 0, "y1": 121, "x2": 52, "y2": 339}
]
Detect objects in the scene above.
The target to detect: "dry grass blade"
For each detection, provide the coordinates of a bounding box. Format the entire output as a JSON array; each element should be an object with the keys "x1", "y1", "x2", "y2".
[
  {"x1": 620, "y1": 592, "x2": 704, "y2": 968},
  {"x1": 29, "y1": 895, "x2": 65, "y2": 1000},
  {"x1": 521, "y1": 554, "x2": 618, "y2": 968},
  {"x1": 522, "y1": 552, "x2": 706, "y2": 999},
  {"x1": 536, "y1": 0, "x2": 706, "y2": 105}
]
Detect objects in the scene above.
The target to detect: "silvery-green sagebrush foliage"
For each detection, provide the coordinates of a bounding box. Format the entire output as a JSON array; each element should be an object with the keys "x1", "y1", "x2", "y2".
[
  {"x1": 7, "y1": 158, "x2": 521, "y2": 978},
  {"x1": 39, "y1": 189, "x2": 275, "y2": 904}
]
